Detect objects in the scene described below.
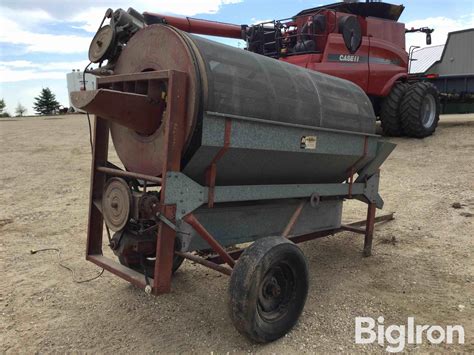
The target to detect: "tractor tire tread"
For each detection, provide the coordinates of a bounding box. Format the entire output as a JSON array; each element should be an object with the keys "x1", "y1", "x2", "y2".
[
  {"x1": 380, "y1": 82, "x2": 410, "y2": 137},
  {"x1": 400, "y1": 82, "x2": 440, "y2": 138}
]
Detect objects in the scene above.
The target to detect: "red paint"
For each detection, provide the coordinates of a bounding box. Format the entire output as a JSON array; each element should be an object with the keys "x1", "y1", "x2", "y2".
[
  {"x1": 144, "y1": 12, "x2": 243, "y2": 39},
  {"x1": 158, "y1": 7, "x2": 411, "y2": 98}
]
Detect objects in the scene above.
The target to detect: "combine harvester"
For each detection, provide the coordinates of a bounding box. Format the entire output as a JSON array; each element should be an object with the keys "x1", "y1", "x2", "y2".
[
  {"x1": 72, "y1": 3, "x2": 398, "y2": 342},
  {"x1": 143, "y1": 1, "x2": 441, "y2": 138}
]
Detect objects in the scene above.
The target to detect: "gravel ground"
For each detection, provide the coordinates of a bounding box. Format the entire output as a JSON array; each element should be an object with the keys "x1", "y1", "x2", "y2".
[{"x1": 1, "y1": 114, "x2": 473, "y2": 353}]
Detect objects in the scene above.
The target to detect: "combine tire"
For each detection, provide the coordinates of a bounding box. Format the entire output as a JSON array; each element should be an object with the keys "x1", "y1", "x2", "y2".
[
  {"x1": 400, "y1": 82, "x2": 440, "y2": 138},
  {"x1": 380, "y1": 82, "x2": 409, "y2": 136},
  {"x1": 228, "y1": 236, "x2": 308, "y2": 342}
]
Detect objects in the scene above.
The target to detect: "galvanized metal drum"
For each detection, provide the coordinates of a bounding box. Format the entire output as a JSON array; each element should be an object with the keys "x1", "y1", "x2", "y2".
[{"x1": 110, "y1": 25, "x2": 376, "y2": 180}]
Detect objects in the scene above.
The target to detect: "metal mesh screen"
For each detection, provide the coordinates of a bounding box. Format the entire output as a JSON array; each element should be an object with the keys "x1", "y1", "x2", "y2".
[{"x1": 188, "y1": 34, "x2": 375, "y2": 134}]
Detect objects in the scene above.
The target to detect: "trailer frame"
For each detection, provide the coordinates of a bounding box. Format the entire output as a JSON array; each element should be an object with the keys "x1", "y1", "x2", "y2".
[{"x1": 85, "y1": 69, "x2": 394, "y2": 296}]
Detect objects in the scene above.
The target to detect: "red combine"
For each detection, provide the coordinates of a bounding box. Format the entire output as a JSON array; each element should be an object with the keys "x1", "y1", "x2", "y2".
[{"x1": 143, "y1": 1, "x2": 440, "y2": 138}]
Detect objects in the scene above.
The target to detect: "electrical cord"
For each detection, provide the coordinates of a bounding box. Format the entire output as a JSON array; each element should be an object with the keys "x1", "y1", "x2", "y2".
[
  {"x1": 82, "y1": 61, "x2": 94, "y2": 154},
  {"x1": 82, "y1": 9, "x2": 112, "y2": 154},
  {"x1": 30, "y1": 248, "x2": 104, "y2": 283},
  {"x1": 71, "y1": 9, "x2": 112, "y2": 279}
]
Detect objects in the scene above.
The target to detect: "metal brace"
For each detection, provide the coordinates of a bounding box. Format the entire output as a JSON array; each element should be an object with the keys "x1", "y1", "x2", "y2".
[{"x1": 155, "y1": 212, "x2": 177, "y2": 231}]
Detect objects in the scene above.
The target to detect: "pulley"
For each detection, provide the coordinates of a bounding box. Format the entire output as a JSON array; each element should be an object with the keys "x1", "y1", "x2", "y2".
[
  {"x1": 102, "y1": 177, "x2": 132, "y2": 231},
  {"x1": 89, "y1": 25, "x2": 116, "y2": 63}
]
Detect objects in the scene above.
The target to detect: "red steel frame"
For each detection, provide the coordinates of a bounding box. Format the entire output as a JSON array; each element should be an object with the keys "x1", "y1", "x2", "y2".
[{"x1": 85, "y1": 69, "x2": 187, "y2": 295}]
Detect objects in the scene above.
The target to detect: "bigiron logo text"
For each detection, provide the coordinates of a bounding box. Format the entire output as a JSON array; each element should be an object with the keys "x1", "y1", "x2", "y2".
[{"x1": 355, "y1": 316, "x2": 465, "y2": 352}]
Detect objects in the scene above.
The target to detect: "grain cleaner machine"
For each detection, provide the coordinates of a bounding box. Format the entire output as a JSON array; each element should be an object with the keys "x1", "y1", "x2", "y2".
[{"x1": 71, "y1": 8, "x2": 396, "y2": 342}]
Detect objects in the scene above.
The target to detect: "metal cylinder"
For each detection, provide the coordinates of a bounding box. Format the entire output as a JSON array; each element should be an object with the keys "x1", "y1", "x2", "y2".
[{"x1": 110, "y1": 24, "x2": 375, "y2": 177}]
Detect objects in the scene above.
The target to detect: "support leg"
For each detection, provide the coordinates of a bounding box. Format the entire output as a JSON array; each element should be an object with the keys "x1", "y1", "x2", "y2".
[
  {"x1": 86, "y1": 116, "x2": 109, "y2": 257},
  {"x1": 152, "y1": 205, "x2": 176, "y2": 295},
  {"x1": 363, "y1": 202, "x2": 376, "y2": 257}
]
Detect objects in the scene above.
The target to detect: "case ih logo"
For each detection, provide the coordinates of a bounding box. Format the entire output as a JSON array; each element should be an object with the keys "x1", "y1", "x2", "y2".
[
  {"x1": 339, "y1": 54, "x2": 361, "y2": 62},
  {"x1": 328, "y1": 54, "x2": 401, "y2": 65},
  {"x1": 329, "y1": 54, "x2": 367, "y2": 63}
]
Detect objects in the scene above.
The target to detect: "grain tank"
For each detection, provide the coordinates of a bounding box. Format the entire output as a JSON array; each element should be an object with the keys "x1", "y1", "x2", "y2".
[{"x1": 71, "y1": 8, "x2": 396, "y2": 343}]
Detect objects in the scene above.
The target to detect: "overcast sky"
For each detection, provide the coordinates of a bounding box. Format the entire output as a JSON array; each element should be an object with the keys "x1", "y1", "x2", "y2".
[{"x1": 0, "y1": 0, "x2": 473, "y2": 115}]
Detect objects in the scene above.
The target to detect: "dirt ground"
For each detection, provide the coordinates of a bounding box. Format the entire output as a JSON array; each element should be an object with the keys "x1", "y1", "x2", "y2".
[{"x1": 1, "y1": 114, "x2": 473, "y2": 353}]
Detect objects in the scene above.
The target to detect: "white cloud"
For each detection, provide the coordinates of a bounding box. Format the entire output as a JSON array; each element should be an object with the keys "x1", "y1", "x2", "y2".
[
  {"x1": 0, "y1": 0, "x2": 244, "y2": 55},
  {"x1": 250, "y1": 18, "x2": 273, "y2": 25},
  {"x1": 70, "y1": 7, "x2": 110, "y2": 33},
  {"x1": 0, "y1": 68, "x2": 66, "y2": 82},
  {"x1": 71, "y1": 1, "x2": 243, "y2": 33},
  {"x1": 0, "y1": 60, "x2": 91, "y2": 82},
  {"x1": 0, "y1": 60, "x2": 38, "y2": 68},
  {"x1": 0, "y1": 0, "x2": 243, "y2": 113},
  {"x1": 405, "y1": 13, "x2": 474, "y2": 50},
  {"x1": 0, "y1": 13, "x2": 92, "y2": 54}
]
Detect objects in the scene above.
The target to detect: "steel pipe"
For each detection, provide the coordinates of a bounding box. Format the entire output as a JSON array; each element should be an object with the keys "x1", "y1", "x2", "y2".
[{"x1": 143, "y1": 12, "x2": 243, "y2": 39}]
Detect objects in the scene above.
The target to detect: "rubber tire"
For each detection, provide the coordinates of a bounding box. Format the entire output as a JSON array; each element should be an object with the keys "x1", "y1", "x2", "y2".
[
  {"x1": 380, "y1": 82, "x2": 409, "y2": 137},
  {"x1": 400, "y1": 82, "x2": 440, "y2": 138},
  {"x1": 228, "y1": 236, "x2": 309, "y2": 343}
]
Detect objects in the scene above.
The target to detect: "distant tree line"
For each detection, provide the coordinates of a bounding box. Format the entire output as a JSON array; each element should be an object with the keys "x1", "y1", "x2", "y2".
[
  {"x1": 33, "y1": 88, "x2": 60, "y2": 115},
  {"x1": 1, "y1": 87, "x2": 63, "y2": 118}
]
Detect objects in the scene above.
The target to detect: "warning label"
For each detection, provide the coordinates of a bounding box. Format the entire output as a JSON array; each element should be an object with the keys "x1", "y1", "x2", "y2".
[{"x1": 300, "y1": 136, "x2": 317, "y2": 150}]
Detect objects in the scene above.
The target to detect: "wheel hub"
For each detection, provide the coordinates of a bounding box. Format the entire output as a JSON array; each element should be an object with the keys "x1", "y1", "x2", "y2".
[
  {"x1": 258, "y1": 264, "x2": 295, "y2": 320},
  {"x1": 421, "y1": 93, "x2": 436, "y2": 129}
]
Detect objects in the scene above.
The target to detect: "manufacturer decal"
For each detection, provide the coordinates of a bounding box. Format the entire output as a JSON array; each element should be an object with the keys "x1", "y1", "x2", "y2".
[
  {"x1": 340, "y1": 54, "x2": 361, "y2": 62},
  {"x1": 328, "y1": 54, "x2": 368, "y2": 63},
  {"x1": 300, "y1": 136, "x2": 317, "y2": 150},
  {"x1": 328, "y1": 54, "x2": 401, "y2": 65}
]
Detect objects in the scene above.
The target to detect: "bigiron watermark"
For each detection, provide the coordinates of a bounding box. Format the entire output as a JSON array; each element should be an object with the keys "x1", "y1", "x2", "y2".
[{"x1": 355, "y1": 316, "x2": 465, "y2": 352}]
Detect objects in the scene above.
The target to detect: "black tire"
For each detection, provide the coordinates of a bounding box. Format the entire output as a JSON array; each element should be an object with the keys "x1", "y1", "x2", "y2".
[
  {"x1": 380, "y1": 82, "x2": 409, "y2": 136},
  {"x1": 400, "y1": 82, "x2": 440, "y2": 138},
  {"x1": 228, "y1": 236, "x2": 309, "y2": 343}
]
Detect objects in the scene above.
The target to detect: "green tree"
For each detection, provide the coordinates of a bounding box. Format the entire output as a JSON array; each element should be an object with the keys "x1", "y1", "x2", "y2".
[
  {"x1": 0, "y1": 98, "x2": 10, "y2": 117},
  {"x1": 15, "y1": 103, "x2": 27, "y2": 117},
  {"x1": 33, "y1": 88, "x2": 60, "y2": 115}
]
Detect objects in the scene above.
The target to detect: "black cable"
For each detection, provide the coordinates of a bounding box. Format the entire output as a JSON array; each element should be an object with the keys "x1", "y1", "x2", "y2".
[
  {"x1": 105, "y1": 225, "x2": 112, "y2": 243},
  {"x1": 30, "y1": 248, "x2": 104, "y2": 283},
  {"x1": 82, "y1": 9, "x2": 110, "y2": 155},
  {"x1": 80, "y1": 10, "x2": 113, "y2": 261},
  {"x1": 82, "y1": 62, "x2": 94, "y2": 154},
  {"x1": 86, "y1": 112, "x2": 93, "y2": 153}
]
